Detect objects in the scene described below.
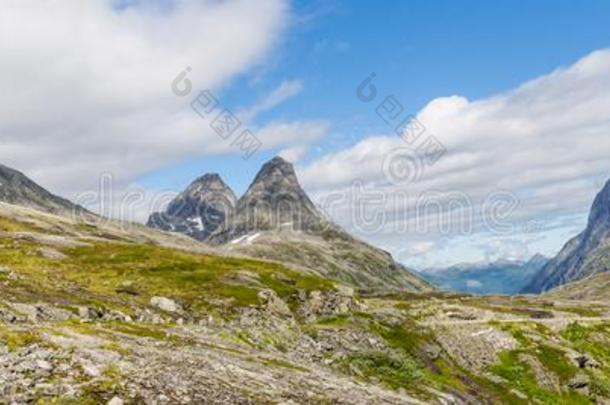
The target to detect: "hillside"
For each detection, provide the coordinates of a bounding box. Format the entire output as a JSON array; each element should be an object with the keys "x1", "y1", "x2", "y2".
[
  {"x1": 0, "y1": 164, "x2": 86, "y2": 215},
  {"x1": 546, "y1": 272, "x2": 610, "y2": 302},
  {"x1": 2, "y1": 202, "x2": 610, "y2": 403}
]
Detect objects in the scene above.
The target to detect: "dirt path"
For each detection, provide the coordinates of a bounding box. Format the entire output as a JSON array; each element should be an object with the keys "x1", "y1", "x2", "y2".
[{"x1": 420, "y1": 316, "x2": 610, "y2": 327}]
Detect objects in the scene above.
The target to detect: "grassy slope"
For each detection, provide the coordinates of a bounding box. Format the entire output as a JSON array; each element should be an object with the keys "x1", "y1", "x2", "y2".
[
  {"x1": 0, "y1": 213, "x2": 333, "y2": 317},
  {"x1": 2, "y1": 209, "x2": 610, "y2": 403}
]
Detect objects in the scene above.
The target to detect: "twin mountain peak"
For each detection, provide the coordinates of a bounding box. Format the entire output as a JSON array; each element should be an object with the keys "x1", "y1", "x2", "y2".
[{"x1": 148, "y1": 156, "x2": 330, "y2": 244}]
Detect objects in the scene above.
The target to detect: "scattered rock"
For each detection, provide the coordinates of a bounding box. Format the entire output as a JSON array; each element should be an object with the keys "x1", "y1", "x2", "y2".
[
  {"x1": 36, "y1": 360, "x2": 53, "y2": 371},
  {"x1": 258, "y1": 289, "x2": 292, "y2": 317},
  {"x1": 107, "y1": 396, "x2": 124, "y2": 405},
  {"x1": 9, "y1": 303, "x2": 74, "y2": 323},
  {"x1": 36, "y1": 246, "x2": 67, "y2": 260},
  {"x1": 573, "y1": 354, "x2": 600, "y2": 369},
  {"x1": 297, "y1": 290, "x2": 362, "y2": 321},
  {"x1": 150, "y1": 297, "x2": 183, "y2": 314},
  {"x1": 519, "y1": 353, "x2": 560, "y2": 391},
  {"x1": 116, "y1": 280, "x2": 139, "y2": 296},
  {"x1": 568, "y1": 373, "x2": 590, "y2": 393},
  {"x1": 423, "y1": 343, "x2": 443, "y2": 360}
]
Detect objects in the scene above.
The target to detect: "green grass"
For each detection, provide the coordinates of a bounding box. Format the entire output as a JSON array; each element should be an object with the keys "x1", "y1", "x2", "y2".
[
  {"x1": 536, "y1": 344, "x2": 578, "y2": 383},
  {"x1": 0, "y1": 236, "x2": 334, "y2": 316},
  {"x1": 315, "y1": 314, "x2": 352, "y2": 327},
  {"x1": 560, "y1": 322, "x2": 610, "y2": 398},
  {"x1": 0, "y1": 325, "x2": 43, "y2": 351},
  {"x1": 554, "y1": 306, "x2": 605, "y2": 317},
  {"x1": 561, "y1": 322, "x2": 610, "y2": 364},
  {"x1": 491, "y1": 350, "x2": 591, "y2": 404},
  {"x1": 338, "y1": 350, "x2": 422, "y2": 389},
  {"x1": 0, "y1": 215, "x2": 49, "y2": 233}
]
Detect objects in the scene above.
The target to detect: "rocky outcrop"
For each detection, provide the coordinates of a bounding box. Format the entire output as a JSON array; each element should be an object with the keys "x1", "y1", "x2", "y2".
[
  {"x1": 523, "y1": 178, "x2": 610, "y2": 293},
  {"x1": 147, "y1": 173, "x2": 236, "y2": 241},
  {"x1": 297, "y1": 288, "x2": 363, "y2": 322}
]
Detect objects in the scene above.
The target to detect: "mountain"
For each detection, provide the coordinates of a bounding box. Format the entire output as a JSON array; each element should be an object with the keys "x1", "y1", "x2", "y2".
[
  {"x1": 0, "y1": 163, "x2": 84, "y2": 215},
  {"x1": 209, "y1": 156, "x2": 328, "y2": 244},
  {"x1": 522, "y1": 179, "x2": 610, "y2": 294},
  {"x1": 420, "y1": 254, "x2": 547, "y2": 295},
  {"x1": 147, "y1": 173, "x2": 236, "y2": 241},
  {"x1": 149, "y1": 156, "x2": 432, "y2": 293}
]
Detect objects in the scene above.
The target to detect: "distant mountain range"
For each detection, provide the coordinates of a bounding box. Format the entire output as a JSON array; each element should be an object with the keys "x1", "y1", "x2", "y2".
[
  {"x1": 419, "y1": 254, "x2": 548, "y2": 295},
  {"x1": 522, "y1": 179, "x2": 610, "y2": 293}
]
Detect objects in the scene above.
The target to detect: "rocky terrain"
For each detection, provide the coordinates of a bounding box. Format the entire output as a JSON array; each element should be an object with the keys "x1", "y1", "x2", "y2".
[
  {"x1": 523, "y1": 179, "x2": 610, "y2": 293},
  {"x1": 421, "y1": 255, "x2": 548, "y2": 295},
  {"x1": 2, "y1": 162, "x2": 610, "y2": 403},
  {"x1": 1, "y1": 200, "x2": 610, "y2": 403}
]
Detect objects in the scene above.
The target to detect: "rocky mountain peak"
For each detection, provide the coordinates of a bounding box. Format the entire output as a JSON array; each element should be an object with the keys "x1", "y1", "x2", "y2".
[
  {"x1": 147, "y1": 172, "x2": 236, "y2": 241},
  {"x1": 251, "y1": 156, "x2": 296, "y2": 183},
  {"x1": 244, "y1": 156, "x2": 307, "y2": 202},
  {"x1": 209, "y1": 156, "x2": 328, "y2": 244},
  {"x1": 167, "y1": 173, "x2": 234, "y2": 215},
  {"x1": 193, "y1": 172, "x2": 223, "y2": 184}
]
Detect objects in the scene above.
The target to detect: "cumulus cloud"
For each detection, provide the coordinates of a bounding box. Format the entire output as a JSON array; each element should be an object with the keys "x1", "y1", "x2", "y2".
[
  {"x1": 299, "y1": 49, "x2": 610, "y2": 267},
  {"x1": 0, "y1": 0, "x2": 295, "y2": 197}
]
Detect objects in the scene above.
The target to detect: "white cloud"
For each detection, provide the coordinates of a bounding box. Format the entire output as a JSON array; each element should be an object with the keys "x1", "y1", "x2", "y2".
[
  {"x1": 256, "y1": 120, "x2": 330, "y2": 146},
  {"x1": 466, "y1": 280, "x2": 483, "y2": 289},
  {"x1": 0, "y1": 0, "x2": 291, "y2": 197},
  {"x1": 299, "y1": 49, "x2": 610, "y2": 268},
  {"x1": 240, "y1": 80, "x2": 304, "y2": 122},
  {"x1": 278, "y1": 145, "x2": 309, "y2": 162}
]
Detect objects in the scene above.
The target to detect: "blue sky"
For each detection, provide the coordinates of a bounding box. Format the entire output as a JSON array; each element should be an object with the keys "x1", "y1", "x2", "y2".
[
  {"x1": 3, "y1": 1, "x2": 610, "y2": 269},
  {"x1": 140, "y1": 0, "x2": 610, "y2": 195}
]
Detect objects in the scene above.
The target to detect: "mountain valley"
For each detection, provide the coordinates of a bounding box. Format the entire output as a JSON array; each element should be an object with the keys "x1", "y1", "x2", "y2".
[{"x1": 1, "y1": 161, "x2": 610, "y2": 403}]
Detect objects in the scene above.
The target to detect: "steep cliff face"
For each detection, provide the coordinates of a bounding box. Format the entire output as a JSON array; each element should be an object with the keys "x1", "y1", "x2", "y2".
[
  {"x1": 0, "y1": 163, "x2": 84, "y2": 215},
  {"x1": 147, "y1": 173, "x2": 236, "y2": 241},
  {"x1": 523, "y1": 179, "x2": 610, "y2": 293}
]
